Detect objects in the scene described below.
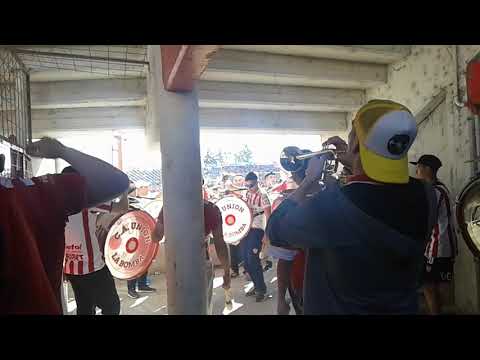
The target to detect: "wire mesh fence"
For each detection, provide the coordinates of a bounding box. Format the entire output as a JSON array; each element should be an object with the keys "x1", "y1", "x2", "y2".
[
  {"x1": 0, "y1": 48, "x2": 32, "y2": 178},
  {"x1": 13, "y1": 45, "x2": 148, "y2": 78},
  {"x1": 0, "y1": 48, "x2": 31, "y2": 149}
]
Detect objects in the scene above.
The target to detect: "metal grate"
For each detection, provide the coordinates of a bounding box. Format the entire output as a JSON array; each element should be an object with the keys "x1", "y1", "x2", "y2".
[
  {"x1": 0, "y1": 48, "x2": 32, "y2": 178},
  {"x1": 12, "y1": 45, "x2": 148, "y2": 78},
  {"x1": 0, "y1": 48, "x2": 31, "y2": 149}
]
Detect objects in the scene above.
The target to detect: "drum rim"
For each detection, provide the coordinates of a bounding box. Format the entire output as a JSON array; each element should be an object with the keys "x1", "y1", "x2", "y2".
[
  {"x1": 215, "y1": 195, "x2": 253, "y2": 244},
  {"x1": 104, "y1": 209, "x2": 159, "y2": 280},
  {"x1": 455, "y1": 176, "x2": 480, "y2": 258}
]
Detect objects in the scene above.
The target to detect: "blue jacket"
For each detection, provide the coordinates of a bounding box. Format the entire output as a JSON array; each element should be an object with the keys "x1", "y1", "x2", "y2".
[{"x1": 266, "y1": 183, "x2": 428, "y2": 315}]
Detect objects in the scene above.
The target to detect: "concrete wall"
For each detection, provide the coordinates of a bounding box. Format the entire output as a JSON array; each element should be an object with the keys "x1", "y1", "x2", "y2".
[{"x1": 366, "y1": 45, "x2": 480, "y2": 313}]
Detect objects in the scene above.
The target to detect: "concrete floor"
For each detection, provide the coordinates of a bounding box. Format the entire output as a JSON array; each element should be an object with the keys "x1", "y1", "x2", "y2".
[
  {"x1": 63, "y1": 263, "x2": 445, "y2": 315},
  {"x1": 65, "y1": 263, "x2": 281, "y2": 315}
]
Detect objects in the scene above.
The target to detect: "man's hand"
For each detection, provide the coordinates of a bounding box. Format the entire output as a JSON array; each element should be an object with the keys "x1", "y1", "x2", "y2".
[
  {"x1": 27, "y1": 137, "x2": 66, "y2": 159},
  {"x1": 323, "y1": 136, "x2": 347, "y2": 152},
  {"x1": 323, "y1": 136, "x2": 354, "y2": 170}
]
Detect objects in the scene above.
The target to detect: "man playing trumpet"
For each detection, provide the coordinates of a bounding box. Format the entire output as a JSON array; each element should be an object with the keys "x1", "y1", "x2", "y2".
[{"x1": 266, "y1": 100, "x2": 438, "y2": 315}]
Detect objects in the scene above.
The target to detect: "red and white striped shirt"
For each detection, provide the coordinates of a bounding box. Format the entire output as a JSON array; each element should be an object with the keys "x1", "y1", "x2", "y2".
[
  {"x1": 425, "y1": 182, "x2": 457, "y2": 262},
  {"x1": 64, "y1": 204, "x2": 111, "y2": 275},
  {"x1": 246, "y1": 188, "x2": 271, "y2": 229}
]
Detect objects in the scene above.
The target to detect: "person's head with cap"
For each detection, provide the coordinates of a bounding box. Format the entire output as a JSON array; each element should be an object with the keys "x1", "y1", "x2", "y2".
[
  {"x1": 244, "y1": 171, "x2": 258, "y2": 192},
  {"x1": 264, "y1": 171, "x2": 276, "y2": 188},
  {"x1": 232, "y1": 174, "x2": 245, "y2": 189},
  {"x1": 410, "y1": 154, "x2": 442, "y2": 183},
  {"x1": 349, "y1": 99, "x2": 417, "y2": 184}
]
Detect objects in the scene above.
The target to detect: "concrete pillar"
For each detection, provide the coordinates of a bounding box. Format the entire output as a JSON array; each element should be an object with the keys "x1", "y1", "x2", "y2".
[{"x1": 148, "y1": 46, "x2": 206, "y2": 315}]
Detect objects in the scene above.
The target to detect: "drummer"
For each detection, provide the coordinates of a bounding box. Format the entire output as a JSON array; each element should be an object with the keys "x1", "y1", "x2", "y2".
[
  {"x1": 152, "y1": 179, "x2": 231, "y2": 314},
  {"x1": 223, "y1": 174, "x2": 247, "y2": 277},
  {"x1": 243, "y1": 172, "x2": 271, "y2": 302},
  {"x1": 62, "y1": 166, "x2": 127, "y2": 315}
]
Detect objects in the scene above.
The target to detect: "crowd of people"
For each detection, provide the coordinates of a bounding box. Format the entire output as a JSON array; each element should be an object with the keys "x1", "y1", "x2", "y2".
[{"x1": 0, "y1": 98, "x2": 459, "y2": 315}]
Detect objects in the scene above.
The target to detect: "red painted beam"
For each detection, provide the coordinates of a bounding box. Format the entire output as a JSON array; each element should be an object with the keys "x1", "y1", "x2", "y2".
[{"x1": 160, "y1": 45, "x2": 219, "y2": 92}]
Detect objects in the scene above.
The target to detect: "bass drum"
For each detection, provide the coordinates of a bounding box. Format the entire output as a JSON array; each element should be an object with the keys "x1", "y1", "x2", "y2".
[
  {"x1": 216, "y1": 196, "x2": 253, "y2": 245},
  {"x1": 104, "y1": 210, "x2": 159, "y2": 280},
  {"x1": 456, "y1": 176, "x2": 480, "y2": 258}
]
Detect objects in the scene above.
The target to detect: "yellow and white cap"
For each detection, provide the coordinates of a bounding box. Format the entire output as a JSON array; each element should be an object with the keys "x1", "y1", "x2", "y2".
[{"x1": 353, "y1": 99, "x2": 417, "y2": 184}]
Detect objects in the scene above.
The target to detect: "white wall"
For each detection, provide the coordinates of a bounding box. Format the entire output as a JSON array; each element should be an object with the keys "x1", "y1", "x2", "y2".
[{"x1": 367, "y1": 45, "x2": 480, "y2": 313}]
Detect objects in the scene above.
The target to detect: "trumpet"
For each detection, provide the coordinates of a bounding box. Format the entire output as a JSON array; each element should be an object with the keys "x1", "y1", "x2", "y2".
[{"x1": 280, "y1": 146, "x2": 345, "y2": 176}]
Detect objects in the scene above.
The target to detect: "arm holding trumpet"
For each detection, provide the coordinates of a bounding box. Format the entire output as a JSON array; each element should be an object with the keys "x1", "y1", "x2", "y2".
[{"x1": 266, "y1": 136, "x2": 353, "y2": 250}]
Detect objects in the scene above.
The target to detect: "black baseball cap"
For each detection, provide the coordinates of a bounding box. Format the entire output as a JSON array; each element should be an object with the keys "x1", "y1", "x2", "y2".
[
  {"x1": 245, "y1": 172, "x2": 258, "y2": 181},
  {"x1": 409, "y1": 154, "x2": 442, "y2": 172}
]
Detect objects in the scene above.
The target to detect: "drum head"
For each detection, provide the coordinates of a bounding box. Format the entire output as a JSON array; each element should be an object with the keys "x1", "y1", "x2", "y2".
[
  {"x1": 216, "y1": 196, "x2": 252, "y2": 244},
  {"x1": 104, "y1": 210, "x2": 158, "y2": 280},
  {"x1": 456, "y1": 176, "x2": 480, "y2": 258}
]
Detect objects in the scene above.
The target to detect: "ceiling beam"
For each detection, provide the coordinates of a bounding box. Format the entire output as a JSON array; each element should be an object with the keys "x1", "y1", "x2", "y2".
[
  {"x1": 199, "y1": 108, "x2": 347, "y2": 132},
  {"x1": 221, "y1": 45, "x2": 411, "y2": 64},
  {"x1": 32, "y1": 107, "x2": 146, "y2": 136},
  {"x1": 29, "y1": 78, "x2": 364, "y2": 112},
  {"x1": 202, "y1": 49, "x2": 388, "y2": 89},
  {"x1": 198, "y1": 81, "x2": 363, "y2": 112},
  {"x1": 32, "y1": 107, "x2": 347, "y2": 137},
  {"x1": 30, "y1": 78, "x2": 146, "y2": 109}
]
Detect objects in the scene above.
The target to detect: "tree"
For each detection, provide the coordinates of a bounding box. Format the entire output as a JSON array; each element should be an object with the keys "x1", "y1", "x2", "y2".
[
  {"x1": 214, "y1": 150, "x2": 226, "y2": 168},
  {"x1": 203, "y1": 149, "x2": 218, "y2": 169},
  {"x1": 234, "y1": 145, "x2": 254, "y2": 165}
]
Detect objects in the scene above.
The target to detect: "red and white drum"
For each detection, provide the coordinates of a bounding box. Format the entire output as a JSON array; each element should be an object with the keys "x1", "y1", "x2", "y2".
[
  {"x1": 104, "y1": 210, "x2": 159, "y2": 280},
  {"x1": 216, "y1": 196, "x2": 252, "y2": 245}
]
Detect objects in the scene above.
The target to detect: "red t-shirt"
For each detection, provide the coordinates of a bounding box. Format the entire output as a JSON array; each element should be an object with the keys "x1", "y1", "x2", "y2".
[
  {"x1": 290, "y1": 250, "x2": 305, "y2": 291},
  {"x1": 0, "y1": 174, "x2": 87, "y2": 314},
  {"x1": 157, "y1": 200, "x2": 222, "y2": 237}
]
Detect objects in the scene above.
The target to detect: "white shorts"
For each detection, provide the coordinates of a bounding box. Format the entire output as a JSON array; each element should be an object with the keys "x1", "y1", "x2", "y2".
[{"x1": 267, "y1": 245, "x2": 297, "y2": 261}]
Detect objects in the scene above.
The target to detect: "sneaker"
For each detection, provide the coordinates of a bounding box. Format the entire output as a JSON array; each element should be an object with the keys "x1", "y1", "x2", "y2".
[
  {"x1": 256, "y1": 293, "x2": 269, "y2": 302},
  {"x1": 137, "y1": 285, "x2": 156, "y2": 293},
  {"x1": 245, "y1": 287, "x2": 256, "y2": 297},
  {"x1": 128, "y1": 289, "x2": 140, "y2": 299},
  {"x1": 263, "y1": 261, "x2": 273, "y2": 272}
]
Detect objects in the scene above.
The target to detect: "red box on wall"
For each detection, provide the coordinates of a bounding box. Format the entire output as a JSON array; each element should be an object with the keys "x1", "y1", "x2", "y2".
[{"x1": 467, "y1": 60, "x2": 480, "y2": 115}]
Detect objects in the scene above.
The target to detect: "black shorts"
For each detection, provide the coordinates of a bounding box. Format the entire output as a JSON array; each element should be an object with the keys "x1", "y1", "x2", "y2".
[{"x1": 423, "y1": 257, "x2": 454, "y2": 284}]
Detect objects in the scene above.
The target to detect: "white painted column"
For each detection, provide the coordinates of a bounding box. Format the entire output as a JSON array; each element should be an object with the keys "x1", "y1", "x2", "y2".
[{"x1": 147, "y1": 46, "x2": 206, "y2": 315}]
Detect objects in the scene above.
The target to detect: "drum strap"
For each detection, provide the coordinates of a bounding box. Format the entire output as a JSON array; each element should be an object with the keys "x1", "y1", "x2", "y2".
[{"x1": 253, "y1": 210, "x2": 265, "y2": 218}]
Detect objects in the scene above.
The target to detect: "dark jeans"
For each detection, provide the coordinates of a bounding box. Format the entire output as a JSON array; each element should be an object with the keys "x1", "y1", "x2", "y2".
[
  {"x1": 241, "y1": 228, "x2": 267, "y2": 294},
  {"x1": 66, "y1": 266, "x2": 120, "y2": 315},
  {"x1": 230, "y1": 244, "x2": 241, "y2": 273},
  {"x1": 127, "y1": 273, "x2": 148, "y2": 292}
]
